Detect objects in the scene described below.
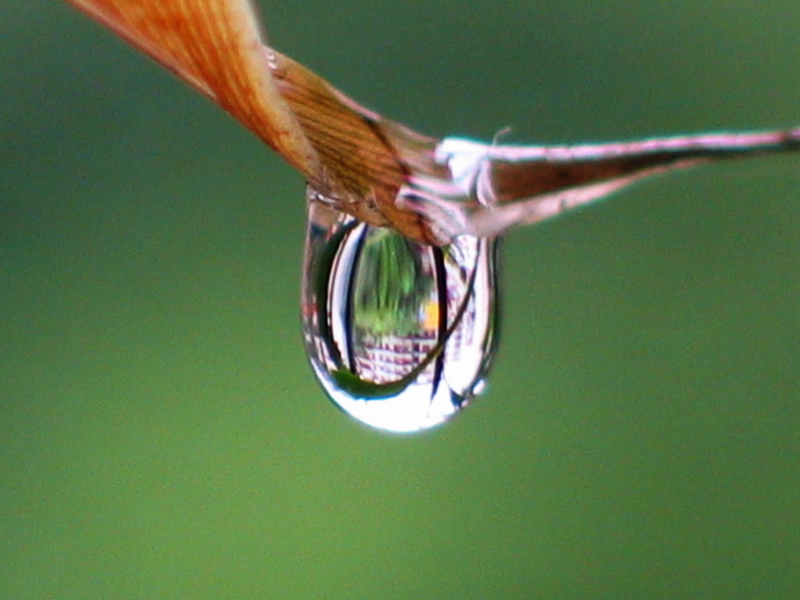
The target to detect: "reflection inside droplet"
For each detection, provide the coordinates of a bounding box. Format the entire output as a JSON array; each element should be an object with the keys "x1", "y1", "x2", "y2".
[{"x1": 301, "y1": 191, "x2": 499, "y2": 432}]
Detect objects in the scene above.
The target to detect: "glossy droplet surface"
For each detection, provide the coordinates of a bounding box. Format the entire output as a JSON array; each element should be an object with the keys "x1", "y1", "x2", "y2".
[{"x1": 301, "y1": 195, "x2": 499, "y2": 432}]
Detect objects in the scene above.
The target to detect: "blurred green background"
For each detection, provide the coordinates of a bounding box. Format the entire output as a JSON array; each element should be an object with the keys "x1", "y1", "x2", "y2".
[{"x1": 2, "y1": 1, "x2": 800, "y2": 598}]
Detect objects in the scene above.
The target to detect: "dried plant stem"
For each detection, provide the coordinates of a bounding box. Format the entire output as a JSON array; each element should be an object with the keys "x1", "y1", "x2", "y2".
[{"x1": 63, "y1": 0, "x2": 800, "y2": 245}]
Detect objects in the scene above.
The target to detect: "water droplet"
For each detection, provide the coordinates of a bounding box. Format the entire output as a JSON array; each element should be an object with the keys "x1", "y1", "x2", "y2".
[{"x1": 301, "y1": 194, "x2": 499, "y2": 432}]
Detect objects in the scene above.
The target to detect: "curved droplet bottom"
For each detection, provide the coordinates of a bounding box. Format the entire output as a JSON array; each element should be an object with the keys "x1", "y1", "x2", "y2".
[{"x1": 301, "y1": 193, "x2": 499, "y2": 432}]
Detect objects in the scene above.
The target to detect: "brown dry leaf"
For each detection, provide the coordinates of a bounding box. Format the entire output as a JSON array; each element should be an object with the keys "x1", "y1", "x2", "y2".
[
  {"x1": 64, "y1": 0, "x2": 321, "y2": 180},
  {"x1": 63, "y1": 0, "x2": 449, "y2": 243},
  {"x1": 62, "y1": 0, "x2": 800, "y2": 245}
]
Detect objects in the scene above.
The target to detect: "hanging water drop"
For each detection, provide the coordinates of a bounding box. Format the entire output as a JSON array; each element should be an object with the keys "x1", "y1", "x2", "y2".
[{"x1": 301, "y1": 193, "x2": 499, "y2": 432}]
